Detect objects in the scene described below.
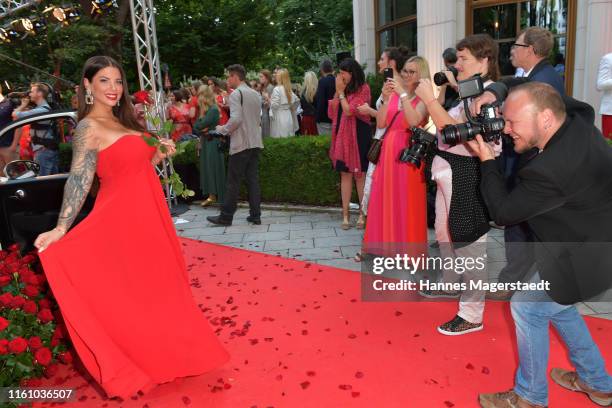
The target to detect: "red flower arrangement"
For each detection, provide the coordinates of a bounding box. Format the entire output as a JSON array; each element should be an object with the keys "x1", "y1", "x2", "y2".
[{"x1": 0, "y1": 244, "x2": 72, "y2": 407}]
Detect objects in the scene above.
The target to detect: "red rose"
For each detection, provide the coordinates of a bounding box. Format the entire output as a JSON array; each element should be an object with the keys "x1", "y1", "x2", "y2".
[
  {"x1": 24, "y1": 285, "x2": 39, "y2": 298},
  {"x1": 22, "y1": 377, "x2": 42, "y2": 387},
  {"x1": 0, "y1": 250, "x2": 8, "y2": 260},
  {"x1": 0, "y1": 339, "x2": 8, "y2": 355},
  {"x1": 10, "y1": 295, "x2": 25, "y2": 309},
  {"x1": 38, "y1": 299, "x2": 51, "y2": 309},
  {"x1": 23, "y1": 274, "x2": 38, "y2": 286},
  {"x1": 18, "y1": 265, "x2": 31, "y2": 275},
  {"x1": 6, "y1": 261, "x2": 19, "y2": 273},
  {"x1": 28, "y1": 336, "x2": 43, "y2": 350},
  {"x1": 54, "y1": 325, "x2": 66, "y2": 339},
  {"x1": 8, "y1": 337, "x2": 28, "y2": 353},
  {"x1": 23, "y1": 300, "x2": 38, "y2": 314},
  {"x1": 0, "y1": 275, "x2": 10, "y2": 287},
  {"x1": 44, "y1": 363, "x2": 59, "y2": 378},
  {"x1": 35, "y1": 347, "x2": 52, "y2": 366},
  {"x1": 37, "y1": 308, "x2": 54, "y2": 323},
  {"x1": 36, "y1": 275, "x2": 47, "y2": 285},
  {"x1": 21, "y1": 254, "x2": 35, "y2": 264},
  {"x1": 0, "y1": 292, "x2": 13, "y2": 306},
  {"x1": 0, "y1": 316, "x2": 8, "y2": 331},
  {"x1": 59, "y1": 351, "x2": 73, "y2": 364},
  {"x1": 8, "y1": 243, "x2": 19, "y2": 252}
]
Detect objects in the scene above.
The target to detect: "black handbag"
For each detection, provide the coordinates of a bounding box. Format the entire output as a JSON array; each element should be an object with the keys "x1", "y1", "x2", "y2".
[{"x1": 367, "y1": 110, "x2": 401, "y2": 164}]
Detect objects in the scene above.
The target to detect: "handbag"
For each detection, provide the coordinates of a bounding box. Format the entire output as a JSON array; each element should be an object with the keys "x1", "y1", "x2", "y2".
[{"x1": 367, "y1": 110, "x2": 401, "y2": 164}]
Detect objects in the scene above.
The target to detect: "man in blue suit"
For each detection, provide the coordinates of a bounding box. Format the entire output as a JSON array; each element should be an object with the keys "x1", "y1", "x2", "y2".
[
  {"x1": 511, "y1": 27, "x2": 565, "y2": 94},
  {"x1": 488, "y1": 27, "x2": 566, "y2": 300}
]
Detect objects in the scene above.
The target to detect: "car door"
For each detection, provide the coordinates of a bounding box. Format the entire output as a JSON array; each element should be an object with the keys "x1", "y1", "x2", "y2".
[{"x1": 0, "y1": 110, "x2": 95, "y2": 252}]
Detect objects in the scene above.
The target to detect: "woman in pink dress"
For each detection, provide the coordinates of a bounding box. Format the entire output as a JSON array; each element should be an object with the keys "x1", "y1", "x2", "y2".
[
  {"x1": 362, "y1": 56, "x2": 431, "y2": 257},
  {"x1": 328, "y1": 58, "x2": 372, "y2": 230}
]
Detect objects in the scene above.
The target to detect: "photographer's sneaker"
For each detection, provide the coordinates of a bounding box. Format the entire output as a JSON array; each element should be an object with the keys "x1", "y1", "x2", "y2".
[
  {"x1": 550, "y1": 368, "x2": 612, "y2": 406},
  {"x1": 437, "y1": 315, "x2": 483, "y2": 336}
]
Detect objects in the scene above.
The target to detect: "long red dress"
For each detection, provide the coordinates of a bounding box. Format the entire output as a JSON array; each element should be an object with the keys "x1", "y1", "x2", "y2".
[
  {"x1": 39, "y1": 134, "x2": 229, "y2": 399},
  {"x1": 363, "y1": 94, "x2": 428, "y2": 256}
]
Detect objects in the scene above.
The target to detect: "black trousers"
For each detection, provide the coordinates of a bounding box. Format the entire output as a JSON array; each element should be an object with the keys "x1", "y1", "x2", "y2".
[
  {"x1": 496, "y1": 146, "x2": 536, "y2": 284},
  {"x1": 220, "y1": 148, "x2": 261, "y2": 220}
]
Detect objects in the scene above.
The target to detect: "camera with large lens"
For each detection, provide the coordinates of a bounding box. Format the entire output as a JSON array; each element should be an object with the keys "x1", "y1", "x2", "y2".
[
  {"x1": 433, "y1": 66, "x2": 458, "y2": 86},
  {"x1": 441, "y1": 75, "x2": 505, "y2": 146},
  {"x1": 7, "y1": 91, "x2": 30, "y2": 107},
  {"x1": 399, "y1": 127, "x2": 436, "y2": 168}
]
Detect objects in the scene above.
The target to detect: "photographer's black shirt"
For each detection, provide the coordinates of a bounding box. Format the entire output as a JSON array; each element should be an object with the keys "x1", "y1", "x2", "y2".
[{"x1": 0, "y1": 99, "x2": 15, "y2": 147}]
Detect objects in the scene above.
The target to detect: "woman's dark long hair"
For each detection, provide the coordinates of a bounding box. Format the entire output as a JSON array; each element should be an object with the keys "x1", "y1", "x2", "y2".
[
  {"x1": 78, "y1": 56, "x2": 146, "y2": 133},
  {"x1": 338, "y1": 58, "x2": 366, "y2": 96}
]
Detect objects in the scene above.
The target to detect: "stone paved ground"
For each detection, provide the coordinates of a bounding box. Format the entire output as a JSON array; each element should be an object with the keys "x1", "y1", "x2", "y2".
[{"x1": 174, "y1": 204, "x2": 612, "y2": 321}]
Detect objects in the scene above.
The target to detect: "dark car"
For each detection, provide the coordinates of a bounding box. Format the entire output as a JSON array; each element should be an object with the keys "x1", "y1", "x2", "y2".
[{"x1": 0, "y1": 110, "x2": 95, "y2": 252}]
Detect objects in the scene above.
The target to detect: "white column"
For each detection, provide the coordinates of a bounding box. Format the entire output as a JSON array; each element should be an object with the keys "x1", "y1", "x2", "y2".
[
  {"x1": 353, "y1": 0, "x2": 377, "y2": 73},
  {"x1": 573, "y1": 0, "x2": 612, "y2": 129},
  {"x1": 417, "y1": 0, "x2": 460, "y2": 83}
]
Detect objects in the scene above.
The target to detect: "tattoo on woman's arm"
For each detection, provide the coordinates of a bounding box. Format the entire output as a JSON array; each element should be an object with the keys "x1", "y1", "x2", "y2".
[{"x1": 56, "y1": 120, "x2": 98, "y2": 231}]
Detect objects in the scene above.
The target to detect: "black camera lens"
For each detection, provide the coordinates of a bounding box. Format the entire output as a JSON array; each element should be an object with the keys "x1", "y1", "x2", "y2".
[
  {"x1": 441, "y1": 122, "x2": 481, "y2": 145},
  {"x1": 433, "y1": 72, "x2": 449, "y2": 86},
  {"x1": 433, "y1": 66, "x2": 458, "y2": 87}
]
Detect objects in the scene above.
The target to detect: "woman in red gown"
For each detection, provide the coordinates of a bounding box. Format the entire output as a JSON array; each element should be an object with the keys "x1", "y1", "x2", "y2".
[
  {"x1": 168, "y1": 88, "x2": 194, "y2": 141},
  {"x1": 34, "y1": 56, "x2": 229, "y2": 400}
]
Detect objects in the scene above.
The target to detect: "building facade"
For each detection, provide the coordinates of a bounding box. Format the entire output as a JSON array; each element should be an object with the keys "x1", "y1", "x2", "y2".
[{"x1": 353, "y1": 0, "x2": 612, "y2": 127}]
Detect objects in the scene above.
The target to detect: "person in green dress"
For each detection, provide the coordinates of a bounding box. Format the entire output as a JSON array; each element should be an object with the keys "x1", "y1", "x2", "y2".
[{"x1": 194, "y1": 85, "x2": 226, "y2": 207}]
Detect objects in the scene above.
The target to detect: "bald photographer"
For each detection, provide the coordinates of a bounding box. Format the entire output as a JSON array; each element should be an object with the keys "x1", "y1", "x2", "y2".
[{"x1": 470, "y1": 82, "x2": 612, "y2": 408}]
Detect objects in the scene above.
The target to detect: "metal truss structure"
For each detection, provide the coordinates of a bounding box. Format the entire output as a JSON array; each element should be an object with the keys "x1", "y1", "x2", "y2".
[
  {"x1": 129, "y1": 0, "x2": 175, "y2": 207},
  {"x1": 0, "y1": 0, "x2": 176, "y2": 207},
  {"x1": 0, "y1": 0, "x2": 39, "y2": 19}
]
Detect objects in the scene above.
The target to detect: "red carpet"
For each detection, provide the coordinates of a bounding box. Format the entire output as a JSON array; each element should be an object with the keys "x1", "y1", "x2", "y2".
[{"x1": 34, "y1": 238, "x2": 612, "y2": 408}]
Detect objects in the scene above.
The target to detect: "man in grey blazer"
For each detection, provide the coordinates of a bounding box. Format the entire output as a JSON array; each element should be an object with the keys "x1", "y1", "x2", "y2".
[{"x1": 207, "y1": 64, "x2": 264, "y2": 226}]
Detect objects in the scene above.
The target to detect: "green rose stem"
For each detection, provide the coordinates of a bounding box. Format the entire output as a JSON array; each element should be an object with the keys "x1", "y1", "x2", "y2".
[{"x1": 141, "y1": 113, "x2": 195, "y2": 199}]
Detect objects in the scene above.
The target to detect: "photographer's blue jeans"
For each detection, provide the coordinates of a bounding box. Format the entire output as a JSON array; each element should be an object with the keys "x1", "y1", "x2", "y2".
[
  {"x1": 34, "y1": 148, "x2": 59, "y2": 176},
  {"x1": 511, "y1": 272, "x2": 612, "y2": 405}
]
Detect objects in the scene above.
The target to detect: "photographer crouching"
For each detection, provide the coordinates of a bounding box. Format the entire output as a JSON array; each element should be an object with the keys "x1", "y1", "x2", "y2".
[{"x1": 471, "y1": 82, "x2": 612, "y2": 407}]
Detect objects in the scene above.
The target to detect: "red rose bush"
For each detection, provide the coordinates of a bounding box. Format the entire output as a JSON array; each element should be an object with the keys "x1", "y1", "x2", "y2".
[{"x1": 0, "y1": 244, "x2": 71, "y2": 399}]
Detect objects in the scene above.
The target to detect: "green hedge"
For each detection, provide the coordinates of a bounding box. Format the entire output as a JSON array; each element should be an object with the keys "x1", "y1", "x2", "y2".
[{"x1": 60, "y1": 135, "x2": 345, "y2": 206}]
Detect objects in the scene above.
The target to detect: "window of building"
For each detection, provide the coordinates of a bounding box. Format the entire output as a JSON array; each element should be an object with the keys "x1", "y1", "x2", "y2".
[
  {"x1": 467, "y1": 0, "x2": 575, "y2": 94},
  {"x1": 375, "y1": 0, "x2": 417, "y2": 59}
]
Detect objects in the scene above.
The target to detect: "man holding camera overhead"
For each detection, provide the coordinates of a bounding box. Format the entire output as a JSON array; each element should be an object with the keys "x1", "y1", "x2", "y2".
[
  {"x1": 0, "y1": 89, "x2": 17, "y2": 172},
  {"x1": 12, "y1": 83, "x2": 58, "y2": 176}
]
